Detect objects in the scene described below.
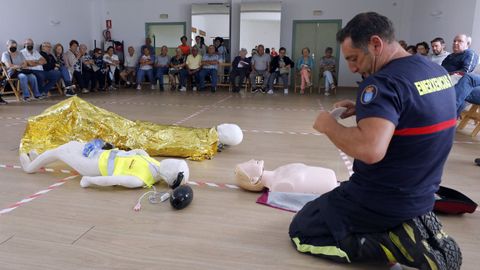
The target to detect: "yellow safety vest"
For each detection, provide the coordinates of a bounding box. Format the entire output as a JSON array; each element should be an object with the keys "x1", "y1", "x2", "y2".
[{"x1": 98, "y1": 150, "x2": 161, "y2": 188}]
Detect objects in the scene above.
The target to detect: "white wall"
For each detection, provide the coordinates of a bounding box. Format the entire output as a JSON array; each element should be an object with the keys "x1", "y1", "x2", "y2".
[
  {"x1": 470, "y1": 0, "x2": 480, "y2": 53},
  {"x1": 240, "y1": 20, "x2": 281, "y2": 55},
  {"x1": 408, "y1": 0, "x2": 477, "y2": 52},
  {"x1": 0, "y1": 0, "x2": 96, "y2": 50}
]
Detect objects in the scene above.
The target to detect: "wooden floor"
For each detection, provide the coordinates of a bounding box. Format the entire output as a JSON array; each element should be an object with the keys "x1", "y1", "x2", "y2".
[{"x1": 0, "y1": 87, "x2": 478, "y2": 270}]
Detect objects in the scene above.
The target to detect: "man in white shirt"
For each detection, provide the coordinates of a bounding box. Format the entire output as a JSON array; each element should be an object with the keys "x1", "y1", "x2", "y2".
[
  {"x1": 429, "y1": 37, "x2": 450, "y2": 65},
  {"x1": 120, "y1": 46, "x2": 137, "y2": 87},
  {"x1": 21, "y1": 38, "x2": 61, "y2": 95}
]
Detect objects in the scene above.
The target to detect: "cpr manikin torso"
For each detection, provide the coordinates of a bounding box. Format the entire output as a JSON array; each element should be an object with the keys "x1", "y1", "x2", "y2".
[{"x1": 235, "y1": 159, "x2": 339, "y2": 194}]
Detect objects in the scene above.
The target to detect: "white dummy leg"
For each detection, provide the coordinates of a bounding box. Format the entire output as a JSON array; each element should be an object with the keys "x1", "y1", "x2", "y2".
[
  {"x1": 20, "y1": 141, "x2": 101, "y2": 176},
  {"x1": 80, "y1": 175, "x2": 144, "y2": 188}
]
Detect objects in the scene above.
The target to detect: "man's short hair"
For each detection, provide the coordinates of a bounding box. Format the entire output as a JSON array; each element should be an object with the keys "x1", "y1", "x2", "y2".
[
  {"x1": 257, "y1": 44, "x2": 264, "y2": 50},
  {"x1": 336, "y1": 12, "x2": 395, "y2": 50},
  {"x1": 69, "y1": 40, "x2": 79, "y2": 47},
  {"x1": 180, "y1": 36, "x2": 187, "y2": 42},
  {"x1": 279, "y1": 47, "x2": 286, "y2": 52},
  {"x1": 431, "y1": 37, "x2": 445, "y2": 45},
  {"x1": 325, "y1": 47, "x2": 333, "y2": 53}
]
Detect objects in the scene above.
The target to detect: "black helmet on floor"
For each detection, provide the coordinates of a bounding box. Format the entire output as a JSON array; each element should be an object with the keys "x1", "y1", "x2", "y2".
[{"x1": 170, "y1": 185, "x2": 193, "y2": 210}]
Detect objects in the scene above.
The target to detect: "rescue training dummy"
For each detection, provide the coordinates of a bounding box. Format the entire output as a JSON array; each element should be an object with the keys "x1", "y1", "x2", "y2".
[
  {"x1": 235, "y1": 159, "x2": 339, "y2": 212},
  {"x1": 19, "y1": 140, "x2": 194, "y2": 210},
  {"x1": 19, "y1": 96, "x2": 243, "y2": 161}
]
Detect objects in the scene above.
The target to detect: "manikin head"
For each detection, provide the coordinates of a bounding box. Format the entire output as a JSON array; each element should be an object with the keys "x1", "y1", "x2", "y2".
[
  {"x1": 155, "y1": 159, "x2": 190, "y2": 187},
  {"x1": 217, "y1": 123, "x2": 243, "y2": 146},
  {"x1": 235, "y1": 159, "x2": 265, "y2": 192}
]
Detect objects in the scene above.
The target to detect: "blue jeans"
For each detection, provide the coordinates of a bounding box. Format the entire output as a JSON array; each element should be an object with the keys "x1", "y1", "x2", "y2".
[
  {"x1": 174, "y1": 69, "x2": 188, "y2": 87},
  {"x1": 268, "y1": 71, "x2": 289, "y2": 90},
  {"x1": 455, "y1": 73, "x2": 480, "y2": 116},
  {"x1": 31, "y1": 69, "x2": 61, "y2": 94},
  {"x1": 199, "y1": 68, "x2": 217, "y2": 89},
  {"x1": 465, "y1": 87, "x2": 480, "y2": 104},
  {"x1": 136, "y1": 69, "x2": 154, "y2": 84},
  {"x1": 18, "y1": 73, "x2": 40, "y2": 98},
  {"x1": 59, "y1": 66, "x2": 72, "y2": 87},
  {"x1": 155, "y1": 66, "x2": 169, "y2": 86}
]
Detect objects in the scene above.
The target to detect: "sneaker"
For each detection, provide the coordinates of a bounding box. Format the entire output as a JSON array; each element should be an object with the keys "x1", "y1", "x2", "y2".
[
  {"x1": 136, "y1": 85, "x2": 142, "y2": 90},
  {"x1": 34, "y1": 95, "x2": 46, "y2": 100},
  {"x1": 300, "y1": 89, "x2": 305, "y2": 95},
  {"x1": 193, "y1": 86, "x2": 197, "y2": 91},
  {"x1": 260, "y1": 88, "x2": 267, "y2": 94},
  {"x1": 22, "y1": 97, "x2": 31, "y2": 102},
  {"x1": 211, "y1": 87, "x2": 216, "y2": 93},
  {"x1": 251, "y1": 87, "x2": 259, "y2": 93},
  {"x1": 371, "y1": 212, "x2": 462, "y2": 270},
  {"x1": 475, "y1": 158, "x2": 480, "y2": 166},
  {"x1": 0, "y1": 97, "x2": 8, "y2": 105},
  {"x1": 151, "y1": 84, "x2": 156, "y2": 90},
  {"x1": 82, "y1": 88, "x2": 89, "y2": 93},
  {"x1": 324, "y1": 91, "x2": 330, "y2": 96},
  {"x1": 179, "y1": 86, "x2": 186, "y2": 92},
  {"x1": 108, "y1": 85, "x2": 117, "y2": 90},
  {"x1": 284, "y1": 89, "x2": 288, "y2": 95},
  {"x1": 267, "y1": 89, "x2": 274, "y2": 94},
  {"x1": 65, "y1": 90, "x2": 76, "y2": 97},
  {"x1": 307, "y1": 81, "x2": 312, "y2": 87}
]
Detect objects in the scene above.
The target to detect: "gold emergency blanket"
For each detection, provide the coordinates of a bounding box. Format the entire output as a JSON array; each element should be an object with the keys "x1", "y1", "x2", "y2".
[{"x1": 20, "y1": 97, "x2": 218, "y2": 161}]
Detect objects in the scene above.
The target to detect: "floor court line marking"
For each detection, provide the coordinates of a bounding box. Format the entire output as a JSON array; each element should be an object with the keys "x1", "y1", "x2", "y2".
[
  {"x1": 71, "y1": 225, "x2": 95, "y2": 245},
  {"x1": 173, "y1": 95, "x2": 232, "y2": 125},
  {"x1": 0, "y1": 235, "x2": 15, "y2": 246},
  {"x1": 0, "y1": 163, "x2": 240, "y2": 191},
  {"x1": 0, "y1": 174, "x2": 78, "y2": 216}
]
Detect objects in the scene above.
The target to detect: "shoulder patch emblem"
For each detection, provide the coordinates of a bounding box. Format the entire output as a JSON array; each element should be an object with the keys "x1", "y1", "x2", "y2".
[{"x1": 360, "y1": 84, "x2": 378, "y2": 104}]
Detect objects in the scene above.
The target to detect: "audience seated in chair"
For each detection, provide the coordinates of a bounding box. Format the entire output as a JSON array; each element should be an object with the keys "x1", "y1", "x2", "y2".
[
  {"x1": 90, "y1": 48, "x2": 106, "y2": 92},
  {"x1": 120, "y1": 46, "x2": 137, "y2": 88},
  {"x1": 230, "y1": 48, "x2": 251, "y2": 93},
  {"x1": 249, "y1": 44, "x2": 270, "y2": 93},
  {"x1": 103, "y1": 46, "x2": 120, "y2": 90},
  {"x1": 267, "y1": 47, "x2": 294, "y2": 95},
  {"x1": 1, "y1": 39, "x2": 41, "y2": 101},
  {"x1": 52, "y1": 43, "x2": 76, "y2": 96},
  {"x1": 296, "y1": 47, "x2": 314, "y2": 94},
  {"x1": 184, "y1": 47, "x2": 202, "y2": 91},
  {"x1": 154, "y1": 45, "x2": 170, "y2": 91},
  {"x1": 199, "y1": 45, "x2": 219, "y2": 93},
  {"x1": 319, "y1": 47, "x2": 337, "y2": 96},
  {"x1": 429, "y1": 37, "x2": 450, "y2": 65},
  {"x1": 442, "y1": 34, "x2": 479, "y2": 74},
  {"x1": 39, "y1": 42, "x2": 62, "y2": 96},
  {"x1": 136, "y1": 47, "x2": 155, "y2": 90},
  {"x1": 21, "y1": 38, "x2": 60, "y2": 97},
  {"x1": 169, "y1": 48, "x2": 187, "y2": 91}
]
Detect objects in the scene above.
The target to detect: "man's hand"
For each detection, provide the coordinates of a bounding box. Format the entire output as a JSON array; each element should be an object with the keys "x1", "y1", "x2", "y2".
[
  {"x1": 333, "y1": 100, "x2": 356, "y2": 119},
  {"x1": 313, "y1": 111, "x2": 336, "y2": 134}
]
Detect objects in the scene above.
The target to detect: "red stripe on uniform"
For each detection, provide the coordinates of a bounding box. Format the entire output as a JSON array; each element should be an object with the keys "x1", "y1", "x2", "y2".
[{"x1": 394, "y1": 119, "x2": 457, "y2": 136}]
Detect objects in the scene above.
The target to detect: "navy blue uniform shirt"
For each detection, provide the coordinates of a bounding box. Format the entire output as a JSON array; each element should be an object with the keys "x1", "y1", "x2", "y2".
[{"x1": 344, "y1": 54, "x2": 456, "y2": 219}]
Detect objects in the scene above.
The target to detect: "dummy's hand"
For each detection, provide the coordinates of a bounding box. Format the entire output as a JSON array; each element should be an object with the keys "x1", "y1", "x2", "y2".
[
  {"x1": 333, "y1": 100, "x2": 356, "y2": 119},
  {"x1": 313, "y1": 111, "x2": 336, "y2": 134}
]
